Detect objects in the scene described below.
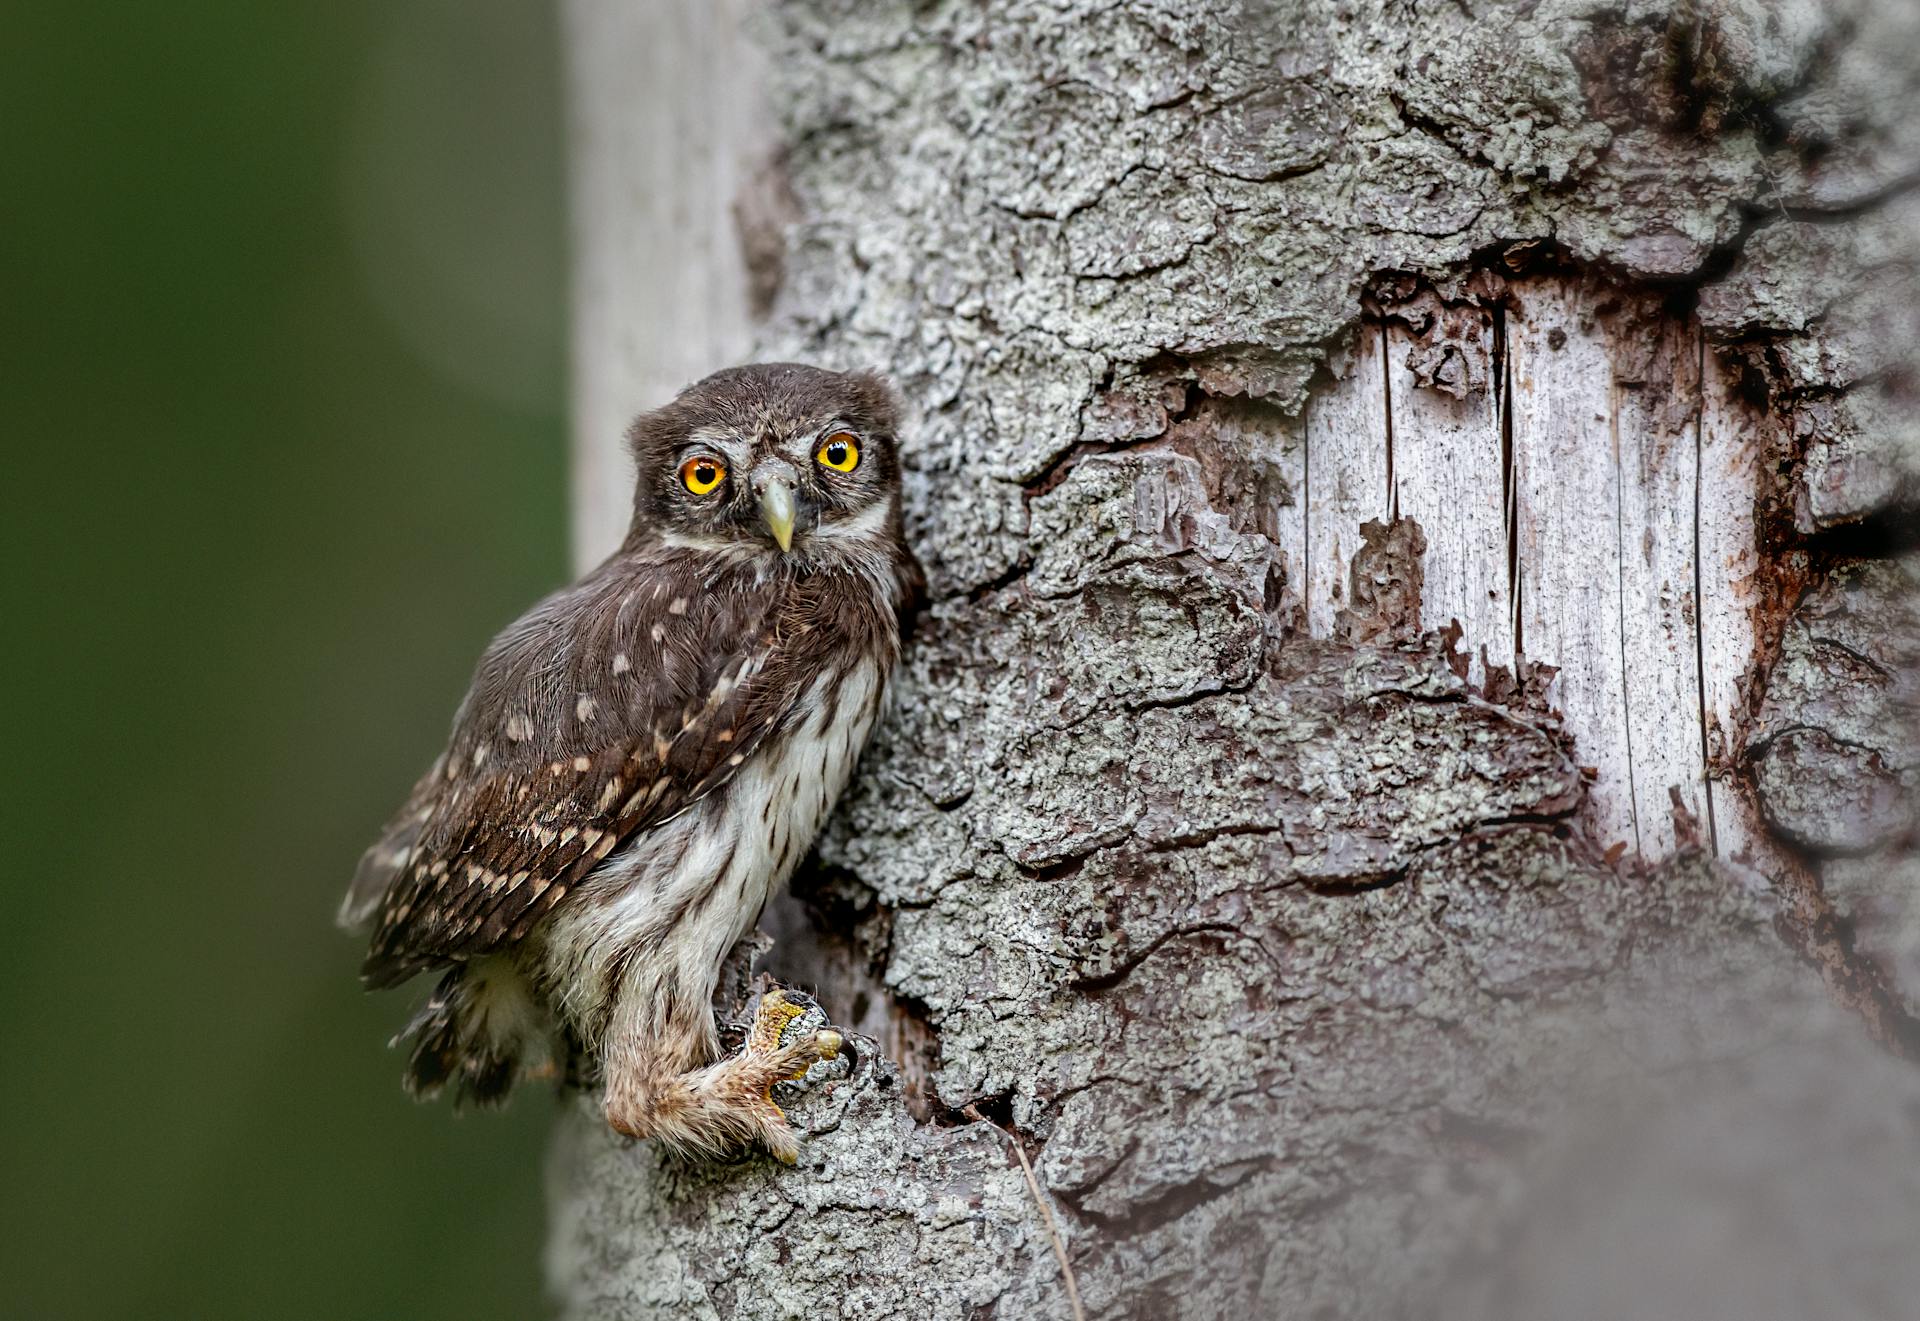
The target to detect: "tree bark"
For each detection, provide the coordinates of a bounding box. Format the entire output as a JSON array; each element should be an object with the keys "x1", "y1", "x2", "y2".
[{"x1": 554, "y1": 2, "x2": 1920, "y2": 1317}]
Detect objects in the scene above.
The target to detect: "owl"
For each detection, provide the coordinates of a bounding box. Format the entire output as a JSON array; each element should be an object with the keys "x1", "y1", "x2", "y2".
[{"x1": 339, "y1": 363, "x2": 921, "y2": 1162}]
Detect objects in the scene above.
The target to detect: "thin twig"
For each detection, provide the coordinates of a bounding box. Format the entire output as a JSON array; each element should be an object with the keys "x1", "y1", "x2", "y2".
[{"x1": 967, "y1": 1105, "x2": 1086, "y2": 1321}]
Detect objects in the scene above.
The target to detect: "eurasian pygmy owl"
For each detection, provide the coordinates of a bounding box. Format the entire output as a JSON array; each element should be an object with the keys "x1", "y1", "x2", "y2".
[{"x1": 339, "y1": 363, "x2": 921, "y2": 1161}]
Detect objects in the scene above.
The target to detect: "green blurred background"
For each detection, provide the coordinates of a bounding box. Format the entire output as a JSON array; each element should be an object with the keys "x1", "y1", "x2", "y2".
[{"x1": 4, "y1": 3, "x2": 573, "y2": 1317}]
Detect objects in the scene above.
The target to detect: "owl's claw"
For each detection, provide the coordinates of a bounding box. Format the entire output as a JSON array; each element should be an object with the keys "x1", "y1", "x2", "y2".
[
  {"x1": 741, "y1": 988, "x2": 849, "y2": 1160},
  {"x1": 750, "y1": 988, "x2": 849, "y2": 1089},
  {"x1": 602, "y1": 988, "x2": 849, "y2": 1163}
]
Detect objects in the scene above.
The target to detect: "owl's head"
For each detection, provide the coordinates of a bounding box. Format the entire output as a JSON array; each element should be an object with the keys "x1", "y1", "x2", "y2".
[{"x1": 625, "y1": 363, "x2": 905, "y2": 564}]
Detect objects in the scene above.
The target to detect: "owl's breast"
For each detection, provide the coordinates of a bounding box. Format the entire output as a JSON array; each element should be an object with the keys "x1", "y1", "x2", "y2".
[
  {"x1": 728, "y1": 657, "x2": 886, "y2": 904},
  {"x1": 532, "y1": 656, "x2": 889, "y2": 1039}
]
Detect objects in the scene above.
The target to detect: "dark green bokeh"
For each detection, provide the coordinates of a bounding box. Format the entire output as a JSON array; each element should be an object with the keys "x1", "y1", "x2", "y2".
[{"x1": 4, "y1": 4, "x2": 570, "y2": 1317}]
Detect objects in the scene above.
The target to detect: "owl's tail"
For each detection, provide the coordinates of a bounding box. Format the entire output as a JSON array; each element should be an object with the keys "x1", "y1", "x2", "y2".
[{"x1": 394, "y1": 958, "x2": 551, "y2": 1108}]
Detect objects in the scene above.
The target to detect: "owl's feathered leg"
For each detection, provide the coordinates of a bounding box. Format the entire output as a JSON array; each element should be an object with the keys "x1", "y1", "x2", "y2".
[{"x1": 601, "y1": 988, "x2": 843, "y2": 1162}]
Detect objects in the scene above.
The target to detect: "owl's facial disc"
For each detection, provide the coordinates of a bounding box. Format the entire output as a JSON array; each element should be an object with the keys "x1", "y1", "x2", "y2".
[
  {"x1": 631, "y1": 364, "x2": 901, "y2": 563},
  {"x1": 655, "y1": 421, "x2": 890, "y2": 560}
]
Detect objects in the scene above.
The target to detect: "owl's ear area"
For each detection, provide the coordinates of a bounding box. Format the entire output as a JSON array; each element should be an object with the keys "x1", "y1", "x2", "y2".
[
  {"x1": 623, "y1": 404, "x2": 678, "y2": 466},
  {"x1": 842, "y1": 370, "x2": 901, "y2": 436}
]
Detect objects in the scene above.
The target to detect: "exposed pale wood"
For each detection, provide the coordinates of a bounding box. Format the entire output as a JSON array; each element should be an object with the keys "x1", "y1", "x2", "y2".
[
  {"x1": 563, "y1": 0, "x2": 771, "y2": 569},
  {"x1": 1384, "y1": 318, "x2": 1511, "y2": 682},
  {"x1": 1258, "y1": 421, "x2": 1309, "y2": 625},
  {"x1": 1507, "y1": 282, "x2": 1637, "y2": 851},
  {"x1": 1610, "y1": 323, "x2": 1707, "y2": 858},
  {"x1": 1303, "y1": 327, "x2": 1391, "y2": 638},
  {"x1": 1697, "y1": 349, "x2": 1770, "y2": 863},
  {"x1": 1198, "y1": 401, "x2": 1307, "y2": 623},
  {"x1": 1293, "y1": 293, "x2": 1765, "y2": 865}
]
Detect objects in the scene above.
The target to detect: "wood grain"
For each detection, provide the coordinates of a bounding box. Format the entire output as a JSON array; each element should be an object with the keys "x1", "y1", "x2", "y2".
[
  {"x1": 1697, "y1": 348, "x2": 1770, "y2": 863},
  {"x1": 1384, "y1": 317, "x2": 1511, "y2": 682},
  {"x1": 1303, "y1": 327, "x2": 1391, "y2": 638},
  {"x1": 1507, "y1": 281, "x2": 1636, "y2": 851},
  {"x1": 1610, "y1": 319, "x2": 1707, "y2": 857}
]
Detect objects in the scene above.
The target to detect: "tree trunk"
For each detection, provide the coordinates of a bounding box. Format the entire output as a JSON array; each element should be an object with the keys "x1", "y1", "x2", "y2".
[{"x1": 554, "y1": 2, "x2": 1920, "y2": 1317}]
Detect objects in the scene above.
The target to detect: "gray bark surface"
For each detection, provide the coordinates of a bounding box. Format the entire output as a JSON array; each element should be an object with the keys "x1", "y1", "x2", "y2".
[{"x1": 554, "y1": 2, "x2": 1920, "y2": 1317}]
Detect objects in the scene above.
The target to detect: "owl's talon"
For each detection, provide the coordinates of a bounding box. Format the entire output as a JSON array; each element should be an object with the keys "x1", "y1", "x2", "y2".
[
  {"x1": 760, "y1": 1121, "x2": 801, "y2": 1165},
  {"x1": 743, "y1": 988, "x2": 850, "y2": 1119},
  {"x1": 598, "y1": 991, "x2": 849, "y2": 1161}
]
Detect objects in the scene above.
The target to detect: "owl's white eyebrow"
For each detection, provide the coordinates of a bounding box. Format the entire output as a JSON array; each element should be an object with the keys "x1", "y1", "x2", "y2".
[
  {"x1": 679, "y1": 428, "x2": 742, "y2": 455},
  {"x1": 808, "y1": 499, "x2": 890, "y2": 542},
  {"x1": 658, "y1": 528, "x2": 759, "y2": 559}
]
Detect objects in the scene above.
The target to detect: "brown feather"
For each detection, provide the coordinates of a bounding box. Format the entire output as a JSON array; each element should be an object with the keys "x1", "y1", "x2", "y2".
[{"x1": 356, "y1": 550, "x2": 893, "y2": 988}]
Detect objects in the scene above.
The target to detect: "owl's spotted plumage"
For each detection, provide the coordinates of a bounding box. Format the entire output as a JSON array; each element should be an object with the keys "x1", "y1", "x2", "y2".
[{"x1": 342, "y1": 363, "x2": 920, "y2": 1160}]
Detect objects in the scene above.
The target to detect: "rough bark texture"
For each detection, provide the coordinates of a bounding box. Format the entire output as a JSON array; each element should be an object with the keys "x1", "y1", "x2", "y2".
[{"x1": 553, "y1": 1, "x2": 1920, "y2": 1317}]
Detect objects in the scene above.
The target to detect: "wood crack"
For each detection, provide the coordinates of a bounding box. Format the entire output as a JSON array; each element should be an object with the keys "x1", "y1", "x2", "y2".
[{"x1": 1690, "y1": 329, "x2": 1722, "y2": 856}]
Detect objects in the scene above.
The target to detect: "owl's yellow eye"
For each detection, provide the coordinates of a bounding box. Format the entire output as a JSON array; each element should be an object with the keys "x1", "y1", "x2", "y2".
[
  {"x1": 679, "y1": 456, "x2": 726, "y2": 495},
  {"x1": 816, "y1": 432, "x2": 860, "y2": 473}
]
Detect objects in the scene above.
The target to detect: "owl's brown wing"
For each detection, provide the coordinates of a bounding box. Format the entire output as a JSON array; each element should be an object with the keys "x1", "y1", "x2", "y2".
[
  {"x1": 351, "y1": 557, "x2": 818, "y2": 989},
  {"x1": 338, "y1": 756, "x2": 446, "y2": 931}
]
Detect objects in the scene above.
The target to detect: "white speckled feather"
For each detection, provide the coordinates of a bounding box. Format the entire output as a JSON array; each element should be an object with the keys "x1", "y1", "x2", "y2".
[{"x1": 534, "y1": 660, "x2": 884, "y2": 1054}]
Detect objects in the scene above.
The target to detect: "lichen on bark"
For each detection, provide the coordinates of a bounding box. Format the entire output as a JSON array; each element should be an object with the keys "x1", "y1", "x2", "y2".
[{"x1": 552, "y1": 1, "x2": 1920, "y2": 1316}]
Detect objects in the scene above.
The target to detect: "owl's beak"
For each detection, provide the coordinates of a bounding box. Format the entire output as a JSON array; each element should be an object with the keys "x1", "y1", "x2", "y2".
[{"x1": 758, "y1": 478, "x2": 796, "y2": 553}]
